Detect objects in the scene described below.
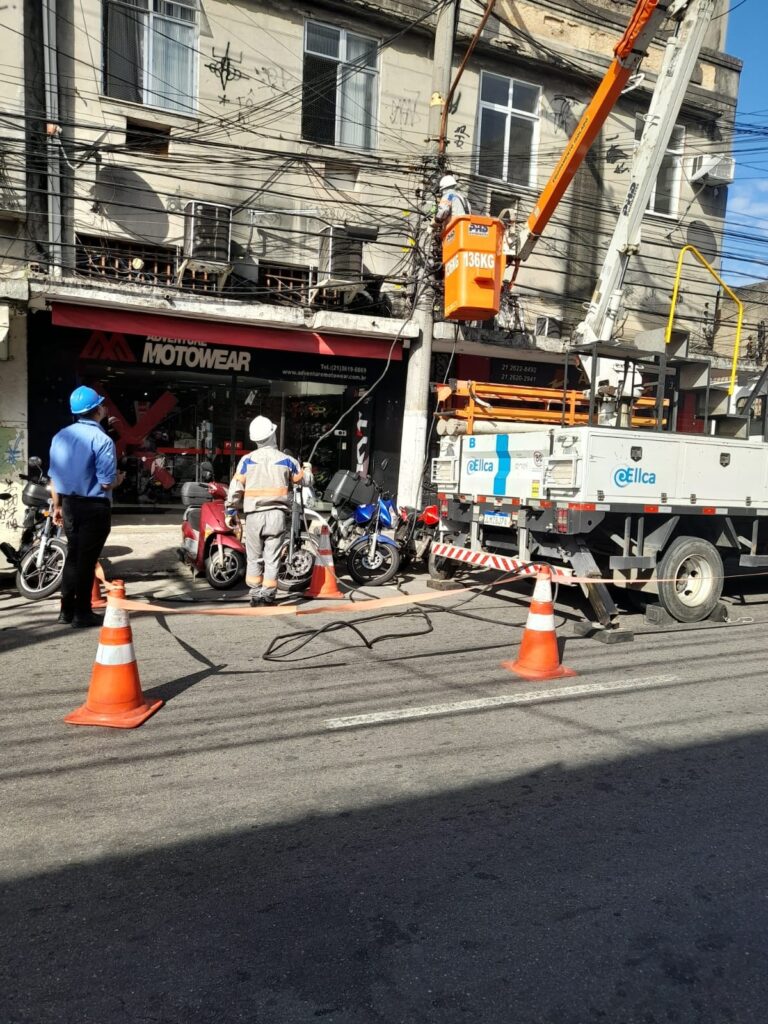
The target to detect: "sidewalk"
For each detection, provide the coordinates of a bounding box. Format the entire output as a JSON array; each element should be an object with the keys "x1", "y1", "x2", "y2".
[{"x1": 102, "y1": 521, "x2": 182, "y2": 581}]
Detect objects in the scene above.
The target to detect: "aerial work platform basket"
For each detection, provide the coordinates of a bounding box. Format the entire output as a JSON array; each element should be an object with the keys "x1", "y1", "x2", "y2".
[{"x1": 442, "y1": 216, "x2": 503, "y2": 321}]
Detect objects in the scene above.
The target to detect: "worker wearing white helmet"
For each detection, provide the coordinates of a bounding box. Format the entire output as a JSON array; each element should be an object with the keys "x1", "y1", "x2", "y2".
[
  {"x1": 435, "y1": 172, "x2": 471, "y2": 226},
  {"x1": 226, "y1": 415, "x2": 310, "y2": 607}
]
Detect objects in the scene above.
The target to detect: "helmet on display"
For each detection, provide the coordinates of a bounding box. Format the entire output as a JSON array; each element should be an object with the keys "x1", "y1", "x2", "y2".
[
  {"x1": 249, "y1": 415, "x2": 277, "y2": 444},
  {"x1": 70, "y1": 385, "x2": 105, "y2": 416},
  {"x1": 439, "y1": 174, "x2": 458, "y2": 191}
]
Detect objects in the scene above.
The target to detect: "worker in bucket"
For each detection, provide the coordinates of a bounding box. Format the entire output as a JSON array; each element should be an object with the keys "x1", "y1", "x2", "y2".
[
  {"x1": 434, "y1": 173, "x2": 471, "y2": 227},
  {"x1": 226, "y1": 416, "x2": 311, "y2": 607}
]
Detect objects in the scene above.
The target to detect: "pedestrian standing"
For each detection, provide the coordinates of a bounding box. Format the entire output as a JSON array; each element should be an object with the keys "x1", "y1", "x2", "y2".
[
  {"x1": 226, "y1": 416, "x2": 310, "y2": 607},
  {"x1": 49, "y1": 387, "x2": 123, "y2": 627}
]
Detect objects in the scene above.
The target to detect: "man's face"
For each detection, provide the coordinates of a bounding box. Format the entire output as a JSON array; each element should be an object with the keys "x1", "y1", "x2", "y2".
[{"x1": 94, "y1": 403, "x2": 107, "y2": 422}]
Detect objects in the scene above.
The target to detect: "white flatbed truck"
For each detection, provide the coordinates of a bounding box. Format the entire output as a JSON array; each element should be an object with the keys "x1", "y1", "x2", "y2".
[{"x1": 431, "y1": 343, "x2": 768, "y2": 632}]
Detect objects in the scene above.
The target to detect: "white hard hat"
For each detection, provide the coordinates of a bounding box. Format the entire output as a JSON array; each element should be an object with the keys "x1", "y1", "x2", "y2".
[
  {"x1": 249, "y1": 415, "x2": 277, "y2": 443},
  {"x1": 439, "y1": 174, "x2": 458, "y2": 190}
]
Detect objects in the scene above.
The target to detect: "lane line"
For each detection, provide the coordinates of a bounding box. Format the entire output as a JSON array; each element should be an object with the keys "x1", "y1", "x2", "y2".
[{"x1": 325, "y1": 674, "x2": 680, "y2": 731}]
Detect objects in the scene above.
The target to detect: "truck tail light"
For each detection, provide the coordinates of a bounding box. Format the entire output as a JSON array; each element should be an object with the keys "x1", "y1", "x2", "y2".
[
  {"x1": 438, "y1": 493, "x2": 449, "y2": 518},
  {"x1": 555, "y1": 508, "x2": 569, "y2": 534}
]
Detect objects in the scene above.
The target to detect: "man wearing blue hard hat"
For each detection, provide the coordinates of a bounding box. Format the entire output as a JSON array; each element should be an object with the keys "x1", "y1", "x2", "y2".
[{"x1": 49, "y1": 386, "x2": 123, "y2": 627}]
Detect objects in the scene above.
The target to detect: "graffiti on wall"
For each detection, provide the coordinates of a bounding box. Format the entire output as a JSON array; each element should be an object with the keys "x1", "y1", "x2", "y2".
[
  {"x1": 0, "y1": 427, "x2": 24, "y2": 477},
  {"x1": 388, "y1": 93, "x2": 420, "y2": 128}
]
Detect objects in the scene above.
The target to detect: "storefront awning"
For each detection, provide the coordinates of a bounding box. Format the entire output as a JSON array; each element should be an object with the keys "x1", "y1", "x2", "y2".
[{"x1": 51, "y1": 303, "x2": 402, "y2": 362}]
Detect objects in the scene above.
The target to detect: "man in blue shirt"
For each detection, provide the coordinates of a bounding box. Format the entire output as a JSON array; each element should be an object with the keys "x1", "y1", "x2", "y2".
[{"x1": 49, "y1": 386, "x2": 122, "y2": 627}]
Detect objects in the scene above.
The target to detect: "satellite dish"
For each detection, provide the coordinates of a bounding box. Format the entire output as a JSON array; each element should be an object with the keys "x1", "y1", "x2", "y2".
[
  {"x1": 94, "y1": 165, "x2": 168, "y2": 244},
  {"x1": 686, "y1": 220, "x2": 718, "y2": 263}
]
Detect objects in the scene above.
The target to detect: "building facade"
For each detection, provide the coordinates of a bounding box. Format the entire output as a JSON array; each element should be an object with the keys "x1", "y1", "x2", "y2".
[{"x1": 0, "y1": 0, "x2": 741, "y2": 539}]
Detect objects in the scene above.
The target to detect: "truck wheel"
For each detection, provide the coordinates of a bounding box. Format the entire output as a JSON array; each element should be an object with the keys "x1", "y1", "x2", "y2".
[
  {"x1": 657, "y1": 536, "x2": 723, "y2": 623},
  {"x1": 428, "y1": 549, "x2": 456, "y2": 581}
]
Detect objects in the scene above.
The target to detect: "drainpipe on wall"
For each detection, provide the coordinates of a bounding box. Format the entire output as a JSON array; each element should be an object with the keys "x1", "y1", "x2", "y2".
[{"x1": 42, "y1": 0, "x2": 63, "y2": 277}]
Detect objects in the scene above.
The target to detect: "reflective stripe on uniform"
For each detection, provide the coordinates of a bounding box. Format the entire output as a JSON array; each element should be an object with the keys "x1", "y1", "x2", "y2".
[{"x1": 245, "y1": 487, "x2": 289, "y2": 497}]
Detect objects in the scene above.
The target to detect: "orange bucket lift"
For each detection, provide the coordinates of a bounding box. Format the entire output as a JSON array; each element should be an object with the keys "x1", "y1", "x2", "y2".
[{"x1": 442, "y1": 215, "x2": 503, "y2": 321}]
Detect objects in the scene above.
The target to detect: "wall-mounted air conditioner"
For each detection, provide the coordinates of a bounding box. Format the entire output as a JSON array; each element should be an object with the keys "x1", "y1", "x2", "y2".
[
  {"x1": 317, "y1": 225, "x2": 365, "y2": 287},
  {"x1": 183, "y1": 202, "x2": 232, "y2": 263},
  {"x1": 690, "y1": 154, "x2": 735, "y2": 186}
]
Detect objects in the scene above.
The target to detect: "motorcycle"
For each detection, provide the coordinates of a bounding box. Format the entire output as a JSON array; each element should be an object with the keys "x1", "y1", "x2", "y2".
[
  {"x1": 0, "y1": 457, "x2": 68, "y2": 600},
  {"x1": 394, "y1": 501, "x2": 440, "y2": 566},
  {"x1": 178, "y1": 464, "x2": 247, "y2": 589},
  {"x1": 324, "y1": 468, "x2": 401, "y2": 586}
]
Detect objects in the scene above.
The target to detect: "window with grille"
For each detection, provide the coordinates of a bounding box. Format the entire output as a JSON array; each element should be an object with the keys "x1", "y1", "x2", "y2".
[
  {"x1": 634, "y1": 117, "x2": 685, "y2": 216},
  {"x1": 302, "y1": 20, "x2": 378, "y2": 150},
  {"x1": 103, "y1": 0, "x2": 197, "y2": 114},
  {"x1": 476, "y1": 71, "x2": 540, "y2": 186}
]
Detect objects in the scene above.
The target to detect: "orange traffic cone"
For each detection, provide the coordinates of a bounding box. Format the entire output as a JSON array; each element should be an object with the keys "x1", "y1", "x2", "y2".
[
  {"x1": 305, "y1": 523, "x2": 344, "y2": 600},
  {"x1": 502, "y1": 565, "x2": 576, "y2": 681},
  {"x1": 65, "y1": 581, "x2": 163, "y2": 728},
  {"x1": 91, "y1": 562, "x2": 107, "y2": 609}
]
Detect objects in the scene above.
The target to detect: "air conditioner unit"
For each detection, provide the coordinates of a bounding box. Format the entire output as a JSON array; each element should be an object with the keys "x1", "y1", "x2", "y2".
[
  {"x1": 183, "y1": 202, "x2": 232, "y2": 263},
  {"x1": 690, "y1": 154, "x2": 735, "y2": 186},
  {"x1": 317, "y1": 226, "x2": 364, "y2": 287}
]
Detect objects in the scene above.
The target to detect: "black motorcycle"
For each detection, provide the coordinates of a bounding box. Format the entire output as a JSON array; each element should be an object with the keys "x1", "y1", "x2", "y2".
[{"x1": 0, "y1": 458, "x2": 67, "y2": 600}]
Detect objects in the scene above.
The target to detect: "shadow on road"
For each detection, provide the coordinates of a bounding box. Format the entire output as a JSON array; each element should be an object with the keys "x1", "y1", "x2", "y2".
[{"x1": 3, "y1": 730, "x2": 766, "y2": 1023}]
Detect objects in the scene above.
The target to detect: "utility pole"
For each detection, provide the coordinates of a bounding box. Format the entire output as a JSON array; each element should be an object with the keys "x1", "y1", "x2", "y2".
[{"x1": 396, "y1": 0, "x2": 459, "y2": 507}]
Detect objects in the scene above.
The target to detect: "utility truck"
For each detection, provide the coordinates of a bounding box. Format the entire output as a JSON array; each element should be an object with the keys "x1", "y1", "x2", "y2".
[{"x1": 430, "y1": 0, "x2": 753, "y2": 631}]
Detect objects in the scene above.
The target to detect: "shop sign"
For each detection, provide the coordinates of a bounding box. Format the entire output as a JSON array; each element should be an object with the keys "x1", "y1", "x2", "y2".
[
  {"x1": 143, "y1": 339, "x2": 251, "y2": 372},
  {"x1": 79, "y1": 331, "x2": 377, "y2": 384}
]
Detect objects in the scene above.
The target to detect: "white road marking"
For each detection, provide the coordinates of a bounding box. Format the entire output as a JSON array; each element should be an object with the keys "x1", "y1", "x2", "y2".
[{"x1": 325, "y1": 674, "x2": 680, "y2": 731}]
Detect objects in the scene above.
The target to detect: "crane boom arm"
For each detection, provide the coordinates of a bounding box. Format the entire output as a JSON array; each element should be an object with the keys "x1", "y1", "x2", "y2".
[{"x1": 517, "y1": 0, "x2": 672, "y2": 263}]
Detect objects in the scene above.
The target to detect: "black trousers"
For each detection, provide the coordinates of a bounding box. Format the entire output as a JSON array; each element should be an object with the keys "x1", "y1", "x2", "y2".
[{"x1": 61, "y1": 496, "x2": 111, "y2": 614}]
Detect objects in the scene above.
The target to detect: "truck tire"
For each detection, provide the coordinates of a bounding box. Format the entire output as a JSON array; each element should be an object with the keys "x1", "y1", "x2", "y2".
[
  {"x1": 657, "y1": 536, "x2": 723, "y2": 623},
  {"x1": 428, "y1": 549, "x2": 456, "y2": 581}
]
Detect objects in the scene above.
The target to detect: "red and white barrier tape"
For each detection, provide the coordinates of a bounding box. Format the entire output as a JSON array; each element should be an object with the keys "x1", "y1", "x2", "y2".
[{"x1": 432, "y1": 543, "x2": 575, "y2": 582}]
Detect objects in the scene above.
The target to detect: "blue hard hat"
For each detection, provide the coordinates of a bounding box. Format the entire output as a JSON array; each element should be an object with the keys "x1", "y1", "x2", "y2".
[{"x1": 70, "y1": 385, "x2": 105, "y2": 415}]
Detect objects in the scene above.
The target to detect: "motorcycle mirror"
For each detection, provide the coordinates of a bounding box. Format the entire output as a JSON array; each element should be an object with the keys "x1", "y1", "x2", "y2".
[{"x1": 28, "y1": 456, "x2": 42, "y2": 468}]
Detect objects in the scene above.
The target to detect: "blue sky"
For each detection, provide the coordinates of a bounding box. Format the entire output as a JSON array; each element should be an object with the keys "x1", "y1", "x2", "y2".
[{"x1": 723, "y1": 1, "x2": 767, "y2": 283}]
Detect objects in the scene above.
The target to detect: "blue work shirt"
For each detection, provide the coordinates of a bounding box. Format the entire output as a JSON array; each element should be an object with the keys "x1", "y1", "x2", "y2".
[{"x1": 49, "y1": 419, "x2": 117, "y2": 499}]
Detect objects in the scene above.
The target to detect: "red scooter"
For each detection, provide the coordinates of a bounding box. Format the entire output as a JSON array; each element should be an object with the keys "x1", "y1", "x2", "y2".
[{"x1": 178, "y1": 472, "x2": 246, "y2": 589}]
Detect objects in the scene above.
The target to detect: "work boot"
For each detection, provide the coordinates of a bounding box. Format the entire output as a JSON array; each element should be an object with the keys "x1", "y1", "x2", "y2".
[
  {"x1": 57, "y1": 602, "x2": 74, "y2": 624},
  {"x1": 250, "y1": 589, "x2": 276, "y2": 607},
  {"x1": 72, "y1": 611, "x2": 103, "y2": 629}
]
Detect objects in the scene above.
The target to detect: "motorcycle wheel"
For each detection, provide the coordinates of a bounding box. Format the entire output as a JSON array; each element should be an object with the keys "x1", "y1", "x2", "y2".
[
  {"x1": 16, "y1": 538, "x2": 67, "y2": 600},
  {"x1": 427, "y1": 548, "x2": 456, "y2": 581},
  {"x1": 347, "y1": 540, "x2": 401, "y2": 586},
  {"x1": 277, "y1": 535, "x2": 317, "y2": 593},
  {"x1": 205, "y1": 546, "x2": 246, "y2": 589}
]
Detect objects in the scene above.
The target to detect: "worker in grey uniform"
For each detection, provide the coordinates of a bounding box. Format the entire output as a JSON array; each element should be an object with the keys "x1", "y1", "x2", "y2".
[
  {"x1": 434, "y1": 173, "x2": 471, "y2": 227},
  {"x1": 226, "y1": 416, "x2": 310, "y2": 607}
]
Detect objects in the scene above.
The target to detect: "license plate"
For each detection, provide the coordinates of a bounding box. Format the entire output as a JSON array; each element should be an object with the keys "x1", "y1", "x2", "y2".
[{"x1": 482, "y1": 512, "x2": 511, "y2": 527}]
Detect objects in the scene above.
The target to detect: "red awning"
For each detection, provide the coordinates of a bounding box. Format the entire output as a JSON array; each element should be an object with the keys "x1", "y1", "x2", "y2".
[{"x1": 51, "y1": 303, "x2": 402, "y2": 361}]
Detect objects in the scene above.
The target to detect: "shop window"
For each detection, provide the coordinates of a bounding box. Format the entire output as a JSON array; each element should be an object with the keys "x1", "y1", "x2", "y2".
[
  {"x1": 103, "y1": 0, "x2": 198, "y2": 114},
  {"x1": 634, "y1": 116, "x2": 685, "y2": 217},
  {"x1": 476, "y1": 71, "x2": 540, "y2": 187},
  {"x1": 302, "y1": 20, "x2": 378, "y2": 150}
]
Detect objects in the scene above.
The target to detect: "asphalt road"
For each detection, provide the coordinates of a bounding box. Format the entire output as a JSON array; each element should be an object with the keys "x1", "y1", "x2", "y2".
[{"x1": 2, "y1": 576, "x2": 768, "y2": 1024}]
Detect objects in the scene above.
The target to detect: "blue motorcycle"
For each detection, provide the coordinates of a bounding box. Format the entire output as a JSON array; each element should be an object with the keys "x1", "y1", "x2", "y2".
[{"x1": 324, "y1": 469, "x2": 402, "y2": 586}]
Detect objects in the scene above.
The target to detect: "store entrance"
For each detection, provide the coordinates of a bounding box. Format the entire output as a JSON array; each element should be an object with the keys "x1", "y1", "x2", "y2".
[{"x1": 83, "y1": 364, "x2": 350, "y2": 507}]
